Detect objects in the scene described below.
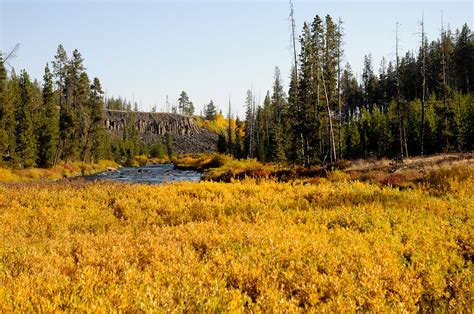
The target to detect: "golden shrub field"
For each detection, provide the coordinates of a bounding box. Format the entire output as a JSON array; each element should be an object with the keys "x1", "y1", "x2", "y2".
[
  {"x1": 0, "y1": 169, "x2": 473, "y2": 311},
  {"x1": 0, "y1": 160, "x2": 119, "y2": 183}
]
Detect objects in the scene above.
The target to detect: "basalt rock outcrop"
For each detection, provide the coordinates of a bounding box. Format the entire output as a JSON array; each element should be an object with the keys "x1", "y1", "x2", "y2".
[{"x1": 105, "y1": 110, "x2": 218, "y2": 153}]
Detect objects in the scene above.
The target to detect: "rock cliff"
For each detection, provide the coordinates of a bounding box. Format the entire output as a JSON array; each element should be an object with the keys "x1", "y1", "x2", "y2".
[{"x1": 105, "y1": 110, "x2": 218, "y2": 153}]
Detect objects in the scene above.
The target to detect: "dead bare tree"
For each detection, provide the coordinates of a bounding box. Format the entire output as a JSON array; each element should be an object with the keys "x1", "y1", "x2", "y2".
[
  {"x1": 337, "y1": 17, "x2": 344, "y2": 160},
  {"x1": 1, "y1": 43, "x2": 20, "y2": 68},
  {"x1": 289, "y1": 0, "x2": 298, "y2": 81},
  {"x1": 318, "y1": 62, "x2": 337, "y2": 163},
  {"x1": 395, "y1": 22, "x2": 404, "y2": 159},
  {"x1": 419, "y1": 12, "x2": 427, "y2": 156}
]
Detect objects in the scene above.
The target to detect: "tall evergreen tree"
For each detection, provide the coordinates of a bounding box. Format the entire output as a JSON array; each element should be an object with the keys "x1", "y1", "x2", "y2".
[
  {"x1": 178, "y1": 91, "x2": 194, "y2": 115},
  {"x1": 233, "y1": 117, "x2": 243, "y2": 159},
  {"x1": 0, "y1": 56, "x2": 9, "y2": 161},
  {"x1": 64, "y1": 49, "x2": 86, "y2": 160},
  {"x1": 454, "y1": 24, "x2": 473, "y2": 93},
  {"x1": 243, "y1": 89, "x2": 256, "y2": 158},
  {"x1": 15, "y1": 70, "x2": 37, "y2": 167},
  {"x1": 87, "y1": 78, "x2": 106, "y2": 162},
  {"x1": 1, "y1": 70, "x2": 19, "y2": 162},
  {"x1": 205, "y1": 100, "x2": 217, "y2": 120},
  {"x1": 270, "y1": 67, "x2": 287, "y2": 162},
  {"x1": 37, "y1": 63, "x2": 59, "y2": 167},
  {"x1": 287, "y1": 66, "x2": 303, "y2": 163}
]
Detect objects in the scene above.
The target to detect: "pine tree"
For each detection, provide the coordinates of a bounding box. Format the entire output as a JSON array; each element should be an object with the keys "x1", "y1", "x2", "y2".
[
  {"x1": 188, "y1": 101, "x2": 195, "y2": 116},
  {"x1": 217, "y1": 132, "x2": 227, "y2": 154},
  {"x1": 15, "y1": 70, "x2": 37, "y2": 167},
  {"x1": 1, "y1": 70, "x2": 19, "y2": 162},
  {"x1": 178, "y1": 91, "x2": 194, "y2": 115},
  {"x1": 271, "y1": 124, "x2": 286, "y2": 162},
  {"x1": 345, "y1": 120, "x2": 361, "y2": 159},
  {"x1": 233, "y1": 117, "x2": 243, "y2": 158},
  {"x1": 65, "y1": 50, "x2": 87, "y2": 160},
  {"x1": 205, "y1": 100, "x2": 217, "y2": 120},
  {"x1": 324, "y1": 15, "x2": 338, "y2": 109},
  {"x1": 287, "y1": 66, "x2": 303, "y2": 163},
  {"x1": 243, "y1": 89, "x2": 256, "y2": 158},
  {"x1": 52, "y1": 45, "x2": 67, "y2": 110},
  {"x1": 87, "y1": 78, "x2": 106, "y2": 162},
  {"x1": 262, "y1": 92, "x2": 272, "y2": 161},
  {"x1": 0, "y1": 55, "x2": 9, "y2": 161},
  {"x1": 297, "y1": 22, "x2": 315, "y2": 164},
  {"x1": 256, "y1": 105, "x2": 266, "y2": 161},
  {"x1": 52, "y1": 45, "x2": 69, "y2": 161},
  {"x1": 336, "y1": 17, "x2": 345, "y2": 159},
  {"x1": 37, "y1": 63, "x2": 59, "y2": 167},
  {"x1": 453, "y1": 24, "x2": 473, "y2": 93},
  {"x1": 362, "y1": 54, "x2": 378, "y2": 112},
  {"x1": 270, "y1": 67, "x2": 288, "y2": 162}
]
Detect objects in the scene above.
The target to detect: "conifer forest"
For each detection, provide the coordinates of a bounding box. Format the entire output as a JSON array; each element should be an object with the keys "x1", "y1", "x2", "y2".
[{"x1": 0, "y1": 17, "x2": 473, "y2": 167}]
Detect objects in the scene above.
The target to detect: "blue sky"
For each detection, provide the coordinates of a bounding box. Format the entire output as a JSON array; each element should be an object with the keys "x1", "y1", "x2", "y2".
[{"x1": 1, "y1": 0, "x2": 472, "y2": 117}]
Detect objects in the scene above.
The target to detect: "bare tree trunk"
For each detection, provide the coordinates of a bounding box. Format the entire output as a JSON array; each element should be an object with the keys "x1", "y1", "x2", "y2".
[
  {"x1": 396, "y1": 22, "x2": 404, "y2": 159},
  {"x1": 289, "y1": 0, "x2": 298, "y2": 82},
  {"x1": 420, "y1": 13, "x2": 426, "y2": 156},
  {"x1": 337, "y1": 18, "x2": 343, "y2": 160},
  {"x1": 440, "y1": 12, "x2": 449, "y2": 152},
  {"x1": 319, "y1": 64, "x2": 336, "y2": 163}
]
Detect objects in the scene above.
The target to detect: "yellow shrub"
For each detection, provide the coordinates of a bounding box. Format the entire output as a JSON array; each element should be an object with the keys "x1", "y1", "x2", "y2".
[
  {"x1": 134, "y1": 155, "x2": 149, "y2": 166},
  {"x1": 0, "y1": 161, "x2": 119, "y2": 183},
  {"x1": 422, "y1": 165, "x2": 474, "y2": 196},
  {"x1": 0, "y1": 167, "x2": 472, "y2": 311},
  {"x1": 0, "y1": 168, "x2": 19, "y2": 182}
]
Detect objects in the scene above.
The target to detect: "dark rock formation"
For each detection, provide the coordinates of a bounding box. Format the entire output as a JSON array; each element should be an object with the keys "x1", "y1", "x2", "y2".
[{"x1": 105, "y1": 110, "x2": 218, "y2": 153}]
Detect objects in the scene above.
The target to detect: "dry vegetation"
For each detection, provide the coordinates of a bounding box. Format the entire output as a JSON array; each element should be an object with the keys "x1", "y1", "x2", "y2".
[
  {"x1": 173, "y1": 153, "x2": 474, "y2": 189},
  {"x1": 0, "y1": 160, "x2": 119, "y2": 183},
  {"x1": 0, "y1": 162, "x2": 472, "y2": 311}
]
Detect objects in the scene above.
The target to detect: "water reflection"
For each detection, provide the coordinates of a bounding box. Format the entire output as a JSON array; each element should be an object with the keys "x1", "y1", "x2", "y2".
[{"x1": 87, "y1": 163, "x2": 202, "y2": 184}]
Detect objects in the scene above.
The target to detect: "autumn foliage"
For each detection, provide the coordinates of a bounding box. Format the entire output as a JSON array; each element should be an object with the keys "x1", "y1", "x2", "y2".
[{"x1": 0, "y1": 166, "x2": 472, "y2": 311}]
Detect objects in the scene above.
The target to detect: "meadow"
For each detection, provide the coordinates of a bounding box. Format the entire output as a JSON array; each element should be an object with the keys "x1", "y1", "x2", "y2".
[{"x1": 0, "y1": 162, "x2": 472, "y2": 311}]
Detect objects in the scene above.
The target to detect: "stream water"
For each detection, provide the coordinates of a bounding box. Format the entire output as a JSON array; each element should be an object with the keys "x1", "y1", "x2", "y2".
[{"x1": 86, "y1": 163, "x2": 202, "y2": 184}]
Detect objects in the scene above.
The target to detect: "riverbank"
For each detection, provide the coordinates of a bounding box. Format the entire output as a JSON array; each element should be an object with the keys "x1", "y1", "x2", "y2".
[
  {"x1": 171, "y1": 152, "x2": 474, "y2": 189},
  {"x1": 0, "y1": 160, "x2": 119, "y2": 183}
]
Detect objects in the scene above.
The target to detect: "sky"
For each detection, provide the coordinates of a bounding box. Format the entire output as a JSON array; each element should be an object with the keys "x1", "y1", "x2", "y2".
[{"x1": 1, "y1": 0, "x2": 472, "y2": 117}]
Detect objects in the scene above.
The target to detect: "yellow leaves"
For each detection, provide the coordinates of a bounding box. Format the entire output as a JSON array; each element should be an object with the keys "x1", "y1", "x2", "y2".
[
  {"x1": 422, "y1": 165, "x2": 474, "y2": 197},
  {"x1": 0, "y1": 160, "x2": 119, "y2": 183},
  {"x1": 194, "y1": 114, "x2": 237, "y2": 136},
  {"x1": 0, "y1": 178, "x2": 472, "y2": 311}
]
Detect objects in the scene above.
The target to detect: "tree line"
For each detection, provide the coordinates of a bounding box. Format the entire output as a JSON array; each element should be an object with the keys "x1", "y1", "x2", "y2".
[
  {"x1": 0, "y1": 45, "x2": 175, "y2": 168},
  {"x1": 1, "y1": 15, "x2": 472, "y2": 169},
  {"x1": 221, "y1": 15, "x2": 473, "y2": 164}
]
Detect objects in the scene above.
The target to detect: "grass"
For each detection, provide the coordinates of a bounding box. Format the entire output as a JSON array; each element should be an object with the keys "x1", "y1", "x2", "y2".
[
  {"x1": 0, "y1": 165, "x2": 472, "y2": 311},
  {"x1": 0, "y1": 160, "x2": 119, "y2": 183},
  {"x1": 172, "y1": 153, "x2": 232, "y2": 171},
  {"x1": 126, "y1": 155, "x2": 171, "y2": 167}
]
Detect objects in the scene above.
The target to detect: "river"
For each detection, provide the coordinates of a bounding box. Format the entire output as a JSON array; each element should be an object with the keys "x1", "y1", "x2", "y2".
[{"x1": 86, "y1": 163, "x2": 202, "y2": 184}]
